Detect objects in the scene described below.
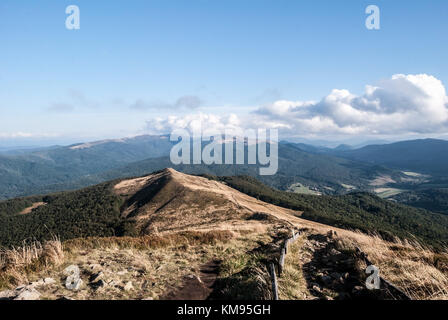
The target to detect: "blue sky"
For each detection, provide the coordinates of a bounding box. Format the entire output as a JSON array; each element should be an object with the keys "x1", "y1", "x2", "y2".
[{"x1": 1, "y1": 0, "x2": 447, "y2": 145}]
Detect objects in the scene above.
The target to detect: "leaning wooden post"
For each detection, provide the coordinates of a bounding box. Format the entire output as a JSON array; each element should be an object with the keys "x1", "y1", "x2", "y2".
[
  {"x1": 279, "y1": 248, "x2": 286, "y2": 276},
  {"x1": 269, "y1": 263, "x2": 279, "y2": 300},
  {"x1": 284, "y1": 239, "x2": 289, "y2": 254}
]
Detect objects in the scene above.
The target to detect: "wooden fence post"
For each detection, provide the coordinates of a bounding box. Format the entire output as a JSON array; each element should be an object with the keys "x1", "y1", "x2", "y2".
[
  {"x1": 279, "y1": 248, "x2": 286, "y2": 275},
  {"x1": 269, "y1": 263, "x2": 278, "y2": 300}
]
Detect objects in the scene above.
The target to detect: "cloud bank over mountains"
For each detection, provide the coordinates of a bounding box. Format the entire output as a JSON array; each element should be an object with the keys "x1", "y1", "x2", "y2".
[{"x1": 146, "y1": 74, "x2": 448, "y2": 138}]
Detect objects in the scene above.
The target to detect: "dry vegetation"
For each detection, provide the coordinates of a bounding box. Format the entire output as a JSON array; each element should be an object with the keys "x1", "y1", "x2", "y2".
[
  {"x1": 0, "y1": 237, "x2": 64, "y2": 288},
  {"x1": 277, "y1": 236, "x2": 311, "y2": 300},
  {"x1": 336, "y1": 232, "x2": 448, "y2": 300},
  {"x1": 2, "y1": 169, "x2": 448, "y2": 300},
  {"x1": 0, "y1": 228, "x2": 278, "y2": 300}
]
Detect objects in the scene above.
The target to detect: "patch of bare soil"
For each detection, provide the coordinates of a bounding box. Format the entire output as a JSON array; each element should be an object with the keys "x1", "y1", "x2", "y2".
[
  {"x1": 19, "y1": 202, "x2": 46, "y2": 215},
  {"x1": 161, "y1": 260, "x2": 221, "y2": 300}
]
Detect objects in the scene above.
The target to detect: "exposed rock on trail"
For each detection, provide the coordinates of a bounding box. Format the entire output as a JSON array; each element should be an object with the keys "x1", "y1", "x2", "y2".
[{"x1": 161, "y1": 260, "x2": 221, "y2": 300}]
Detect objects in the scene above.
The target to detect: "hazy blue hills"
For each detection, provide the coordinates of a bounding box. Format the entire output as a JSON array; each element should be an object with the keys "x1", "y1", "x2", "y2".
[
  {"x1": 333, "y1": 139, "x2": 448, "y2": 176},
  {"x1": 0, "y1": 135, "x2": 174, "y2": 199}
]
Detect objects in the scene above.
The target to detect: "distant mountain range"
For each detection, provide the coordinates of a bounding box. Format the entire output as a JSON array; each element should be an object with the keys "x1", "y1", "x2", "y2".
[
  {"x1": 0, "y1": 135, "x2": 174, "y2": 199},
  {"x1": 330, "y1": 139, "x2": 448, "y2": 176},
  {"x1": 1, "y1": 135, "x2": 448, "y2": 216}
]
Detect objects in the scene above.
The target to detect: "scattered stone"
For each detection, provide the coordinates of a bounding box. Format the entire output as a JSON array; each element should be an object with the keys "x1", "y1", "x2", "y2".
[
  {"x1": 30, "y1": 279, "x2": 45, "y2": 287},
  {"x1": 30, "y1": 277, "x2": 56, "y2": 288},
  {"x1": 107, "y1": 280, "x2": 118, "y2": 287},
  {"x1": 89, "y1": 271, "x2": 104, "y2": 283},
  {"x1": 0, "y1": 290, "x2": 16, "y2": 299},
  {"x1": 329, "y1": 248, "x2": 341, "y2": 256},
  {"x1": 14, "y1": 288, "x2": 41, "y2": 300},
  {"x1": 311, "y1": 284, "x2": 322, "y2": 293},
  {"x1": 186, "y1": 274, "x2": 202, "y2": 283},
  {"x1": 117, "y1": 270, "x2": 128, "y2": 276},
  {"x1": 44, "y1": 278, "x2": 56, "y2": 285},
  {"x1": 91, "y1": 279, "x2": 106, "y2": 290},
  {"x1": 124, "y1": 281, "x2": 134, "y2": 292}
]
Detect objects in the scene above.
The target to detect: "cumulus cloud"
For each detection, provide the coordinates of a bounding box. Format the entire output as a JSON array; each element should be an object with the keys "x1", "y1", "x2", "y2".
[
  {"x1": 145, "y1": 113, "x2": 243, "y2": 136},
  {"x1": 143, "y1": 74, "x2": 448, "y2": 137},
  {"x1": 255, "y1": 74, "x2": 448, "y2": 135}
]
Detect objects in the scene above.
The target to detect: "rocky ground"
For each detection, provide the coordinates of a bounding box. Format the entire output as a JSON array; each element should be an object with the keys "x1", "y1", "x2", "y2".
[{"x1": 277, "y1": 230, "x2": 397, "y2": 300}]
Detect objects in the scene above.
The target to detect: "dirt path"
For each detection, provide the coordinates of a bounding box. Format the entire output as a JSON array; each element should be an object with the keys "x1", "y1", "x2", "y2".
[{"x1": 161, "y1": 260, "x2": 221, "y2": 300}]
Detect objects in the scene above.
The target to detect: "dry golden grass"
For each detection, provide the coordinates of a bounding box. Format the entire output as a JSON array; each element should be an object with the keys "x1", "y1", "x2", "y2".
[
  {"x1": 64, "y1": 230, "x2": 234, "y2": 252},
  {"x1": 277, "y1": 236, "x2": 311, "y2": 300},
  {"x1": 9, "y1": 229, "x2": 270, "y2": 300},
  {"x1": 0, "y1": 237, "x2": 64, "y2": 288},
  {"x1": 336, "y1": 231, "x2": 448, "y2": 300}
]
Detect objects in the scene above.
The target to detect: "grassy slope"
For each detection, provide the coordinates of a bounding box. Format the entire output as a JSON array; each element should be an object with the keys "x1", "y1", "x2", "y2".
[
  {"x1": 206, "y1": 175, "x2": 448, "y2": 248},
  {"x1": 2, "y1": 170, "x2": 448, "y2": 250}
]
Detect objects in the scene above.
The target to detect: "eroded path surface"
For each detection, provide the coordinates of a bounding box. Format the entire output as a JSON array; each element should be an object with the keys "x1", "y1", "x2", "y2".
[
  {"x1": 161, "y1": 260, "x2": 221, "y2": 300},
  {"x1": 279, "y1": 231, "x2": 396, "y2": 300}
]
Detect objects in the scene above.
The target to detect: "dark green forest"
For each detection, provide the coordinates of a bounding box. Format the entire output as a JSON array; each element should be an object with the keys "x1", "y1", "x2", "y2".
[
  {"x1": 0, "y1": 182, "x2": 133, "y2": 248},
  {"x1": 392, "y1": 188, "x2": 448, "y2": 215}
]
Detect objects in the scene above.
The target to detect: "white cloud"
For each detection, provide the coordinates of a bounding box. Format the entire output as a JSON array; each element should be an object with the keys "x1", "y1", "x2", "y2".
[
  {"x1": 145, "y1": 113, "x2": 243, "y2": 136},
  {"x1": 255, "y1": 74, "x2": 448, "y2": 135},
  {"x1": 143, "y1": 74, "x2": 448, "y2": 138}
]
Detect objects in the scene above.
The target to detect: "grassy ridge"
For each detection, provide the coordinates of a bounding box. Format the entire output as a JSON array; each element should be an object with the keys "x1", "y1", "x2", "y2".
[{"x1": 206, "y1": 175, "x2": 448, "y2": 248}]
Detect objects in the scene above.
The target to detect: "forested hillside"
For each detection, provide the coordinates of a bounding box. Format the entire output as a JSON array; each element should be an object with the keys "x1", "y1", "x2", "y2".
[{"x1": 0, "y1": 182, "x2": 133, "y2": 248}]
